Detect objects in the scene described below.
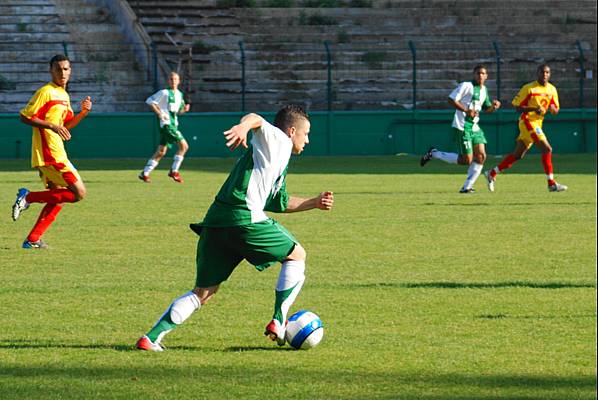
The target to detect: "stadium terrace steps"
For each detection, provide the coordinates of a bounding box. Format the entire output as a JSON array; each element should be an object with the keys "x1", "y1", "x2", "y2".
[
  {"x1": 120, "y1": 0, "x2": 595, "y2": 111},
  {"x1": 1, "y1": 0, "x2": 596, "y2": 112},
  {"x1": 0, "y1": 0, "x2": 155, "y2": 113}
]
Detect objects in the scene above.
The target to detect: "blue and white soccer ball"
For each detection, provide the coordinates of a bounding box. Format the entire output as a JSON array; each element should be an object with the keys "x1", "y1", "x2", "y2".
[{"x1": 285, "y1": 310, "x2": 324, "y2": 350}]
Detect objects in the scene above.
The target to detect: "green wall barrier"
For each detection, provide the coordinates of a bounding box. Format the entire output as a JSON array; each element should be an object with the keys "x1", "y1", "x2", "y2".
[{"x1": 1, "y1": 109, "x2": 595, "y2": 160}]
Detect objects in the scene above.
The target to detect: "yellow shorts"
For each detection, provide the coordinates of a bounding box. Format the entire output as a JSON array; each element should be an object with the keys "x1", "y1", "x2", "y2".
[
  {"x1": 37, "y1": 161, "x2": 81, "y2": 188},
  {"x1": 516, "y1": 119, "x2": 547, "y2": 149}
]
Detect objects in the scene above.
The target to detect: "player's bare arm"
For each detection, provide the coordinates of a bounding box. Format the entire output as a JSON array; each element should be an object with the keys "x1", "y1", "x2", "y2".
[
  {"x1": 64, "y1": 96, "x2": 92, "y2": 130},
  {"x1": 179, "y1": 104, "x2": 191, "y2": 114},
  {"x1": 516, "y1": 105, "x2": 545, "y2": 115},
  {"x1": 20, "y1": 113, "x2": 72, "y2": 141},
  {"x1": 223, "y1": 113, "x2": 262, "y2": 150},
  {"x1": 485, "y1": 99, "x2": 502, "y2": 113},
  {"x1": 285, "y1": 191, "x2": 334, "y2": 213}
]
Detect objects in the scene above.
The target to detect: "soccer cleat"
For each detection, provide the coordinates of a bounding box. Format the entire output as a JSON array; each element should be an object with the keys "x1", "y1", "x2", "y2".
[
  {"x1": 22, "y1": 239, "x2": 49, "y2": 249},
  {"x1": 548, "y1": 182, "x2": 568, "y2": 192},
  {"x1": 484, "y1": 170, "x2": 495, "y2": 192},
  {"x1": 135, "y1": 335, "x2": 165, "y2": 352},
  {"x1": 459, "y1": 188, "x2": 475, "y2": 194},
  {"x1": 168, "y1": 170, "x2": 183, "y2": 183},
  {"x1": 420, "y1": 147, "x2": 436, "y2": 167},
  {"x1": 138, "y1": 172, "x2": 151, "y2": 183},
  {"x1": 264, "y1": 319, "x2": 287, "y2": 346},
  {"x1": 12, "y1": 188, "x2": 30, "y2": 221}
]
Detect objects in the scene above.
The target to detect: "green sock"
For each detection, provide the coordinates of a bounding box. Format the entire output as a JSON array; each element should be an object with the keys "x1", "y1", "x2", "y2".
[
  {"x1": 273, "y1": 285, "x2": 297, "y2": 324},
  {"x1": 147, "y1": 309, "x2": 176, "y2": 342}
]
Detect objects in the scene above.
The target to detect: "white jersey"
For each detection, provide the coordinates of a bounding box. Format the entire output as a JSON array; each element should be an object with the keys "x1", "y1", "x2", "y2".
[
  {"x1": 146, "y1": 88, "x2": 185, "y2": 128},
  {"x1": 449, "y1": 81, "x2": 490, "y2": 131},
  {"x1": 201, "y1": 118, "x2": 293, "y2": 226}
]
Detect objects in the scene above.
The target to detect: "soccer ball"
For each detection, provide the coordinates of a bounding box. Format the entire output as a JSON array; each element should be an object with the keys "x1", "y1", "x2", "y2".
[{"x1": 285, "y1": 310, "x2": 324, "y2": 350}]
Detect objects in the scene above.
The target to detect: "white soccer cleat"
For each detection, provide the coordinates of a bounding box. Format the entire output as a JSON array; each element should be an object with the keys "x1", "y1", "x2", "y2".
[
  {"x1": 135, "y1": 335, "x2": 164, "y2": 352},
  {"x1": 12, "y1": 188, "x2": 30, "y2": 221},
  {"x1": 484, "y1": 170, "x2": 495, "y2": 192},
  {"x1": 548, "y1": 182, "x2": 568, "y2": 192},
  {"x1": 264, "y1": 319, "x2": 287, "y2": 346}
]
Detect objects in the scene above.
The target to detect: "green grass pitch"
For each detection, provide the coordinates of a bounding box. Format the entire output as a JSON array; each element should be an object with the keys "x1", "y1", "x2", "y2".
[{"x1": 0, "y1": 154, "x2": 596, "y2": 399}]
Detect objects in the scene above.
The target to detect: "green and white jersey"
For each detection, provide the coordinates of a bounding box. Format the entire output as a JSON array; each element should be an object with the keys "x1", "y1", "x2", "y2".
[
  {"x1": 201, "y1": 118, "x2": 292, "y2": 227},
  {"x1": 146, "y1": 88, "x2": 186, "y2": 128},
  {"x1": 449, "y1": 81, "x2": 492, "y2": 131}
]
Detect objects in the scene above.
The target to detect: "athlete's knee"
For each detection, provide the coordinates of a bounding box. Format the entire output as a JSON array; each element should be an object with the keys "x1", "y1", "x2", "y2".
[
  {"x1": 458, "y1": 155, "x2": 473, "y2": 165},
  {"x1": 155, "y1": 147, "x2": 167, "y2": 158},
  {"x1": 180, "y1": 141, "x2": 189, "y2": 153},
  {"x1": 476, "y1": 153, "x2": 486, "y2": 164},
  {"x1": 72, "y1": 186, "x2": 86, "y2": 201},
  {"x1": 192, "y1": 285, "x2": 219, "y2": 305},
  {"x1": 286, "y1": 243, "x2": 306, "y2": 262}
]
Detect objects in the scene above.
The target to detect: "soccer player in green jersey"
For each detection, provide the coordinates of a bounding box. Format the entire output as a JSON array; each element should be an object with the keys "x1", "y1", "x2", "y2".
[
  {"x1": 420, "y1": 64, "x2": 501, "y2": 193},
  {"x1": 139, "y1": 71, "x2": 190, "y2": 183},
  {"x1": 136, "y1": 105, "x2": 334, "y2": 351}
]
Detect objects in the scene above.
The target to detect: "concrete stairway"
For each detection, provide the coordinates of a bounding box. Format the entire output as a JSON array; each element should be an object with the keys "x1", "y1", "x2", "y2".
[
  {"x1": 0, "y1": 0, "x2": 155, "y2": 113},
  {"x1": 2, "y1": 0, "x2": 596, "y2": 112}
]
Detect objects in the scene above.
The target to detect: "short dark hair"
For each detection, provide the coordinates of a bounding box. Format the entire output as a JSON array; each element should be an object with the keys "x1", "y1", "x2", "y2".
[
  {"x1": 537, "y1": 63, "x2": 550, "y2": 73},
  {"x1": 273, "y1": 105, "x2": 309, "y2": 132},
  {"x1": 473, "y1": 64, "x2": 487, "y2": 73},
  {"x1": 50, "y1": 54, "x2": 70, "y2": 68}
]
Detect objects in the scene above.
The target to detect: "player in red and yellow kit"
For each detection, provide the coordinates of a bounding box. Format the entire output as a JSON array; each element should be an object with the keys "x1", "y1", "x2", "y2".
[
  {"x1": 12, "y1": 54, "x2": 93, "y2": 249},
  {"x1": 484, "y1": 64, "x2": 567, "y2": 192}
]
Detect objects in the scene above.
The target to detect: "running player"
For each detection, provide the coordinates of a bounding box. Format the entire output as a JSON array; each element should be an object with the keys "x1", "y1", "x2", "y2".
[
  {"x1": 139, "y1": 71, "x2": 190, "y2": 183},
  {"x1": 135, "y1": 105, "x2": 334, "y2": 351},
  {"x1": 484, "y1": 64, "x2": 567, "y2": 192},
  {"x1": 12, "y1": 54, "x2": 92, "y2": 249},
  {"x1": 420, "y1": 64, "x2": 501, "y2": 193}
]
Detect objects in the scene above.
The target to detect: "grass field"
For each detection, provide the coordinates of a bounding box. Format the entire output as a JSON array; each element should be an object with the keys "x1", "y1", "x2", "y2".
[{"x1": 0, "y1": 154, "x2": 596, "y2": 400}]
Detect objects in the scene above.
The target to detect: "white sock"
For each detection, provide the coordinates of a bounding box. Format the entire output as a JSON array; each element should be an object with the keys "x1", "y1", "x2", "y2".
[
  {"x1": 431, "y1": 150, "x2": 458, "y2": 164},
  {"x1": 274, "y1": 260, "x2": 305, "y2": 323},
  {"x1": 462, "y1": 162, "x2": 484, "y2": 190},
  {"x1": 169, "y1": 291, "x2": 201, "y2": 325},
  {"x1": 171, "y1": 155, "x2": 184, "y2": 172},
  {"x1": 143, "y1": 159, "x2": 159, "y2": 176}
]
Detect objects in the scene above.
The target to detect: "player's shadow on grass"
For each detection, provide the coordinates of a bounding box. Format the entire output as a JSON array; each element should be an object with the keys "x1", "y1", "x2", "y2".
[
  {"x1": 224, "y1": 345, "x2": 295, "y2": 352},
  {"x1": 0, "y1": 340, "x2": 132, "y2": 351},
  {"x1": 0, "y1": 340, "x2": 209, "y2": 352},
  {"x1": 356, "y1": 281, "x2": 596, "y2": 289},
  {"x1": 0, "y1": 340, "x2": 289, "y2": 352}
]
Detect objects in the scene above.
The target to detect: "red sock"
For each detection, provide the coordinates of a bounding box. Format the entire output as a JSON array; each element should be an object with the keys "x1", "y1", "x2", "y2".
[
  {"x1": 497, "y1": 154, "x2": 518, "y2": 173},
  {"x1": 26, "y1": 189, "x2": 76, "y2": 204},
  {"x1": 541, "y1": 152, "x2": 556, "y2": 186},
  {"x1": 27, "y1": 203, "x2": 62, "y2": 242}
]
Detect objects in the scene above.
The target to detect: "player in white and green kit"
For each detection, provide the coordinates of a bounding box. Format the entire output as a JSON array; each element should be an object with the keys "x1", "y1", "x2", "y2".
[
  {"x1": 139, "y1": 71, "x2": 190, "y2": 183},
  {"x1": 420, "y1": 65, "x2": 501, "y2": 193},
  {"x1": 135, "y1": 105, "x2": 334, "y2": 351}
]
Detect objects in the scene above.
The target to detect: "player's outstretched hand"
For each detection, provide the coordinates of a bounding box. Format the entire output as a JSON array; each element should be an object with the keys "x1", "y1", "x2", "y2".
[
  {"x1": 549, "y1": 104, "x2": 559, "y2": 115},
  {"x1": 81, "y1": 96, "x2": 92, "y2": 113},
  {"x1": 223, "y1": 125, "x2": 248, "y2": 150},
  {"x1": 317, "y1": 191, "x2": 334, "y2": 211}
]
